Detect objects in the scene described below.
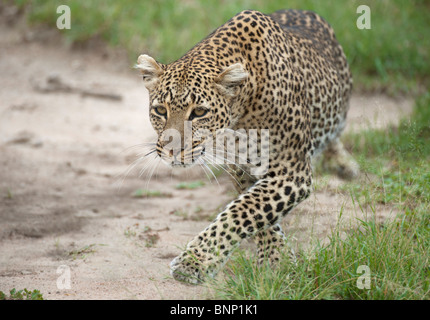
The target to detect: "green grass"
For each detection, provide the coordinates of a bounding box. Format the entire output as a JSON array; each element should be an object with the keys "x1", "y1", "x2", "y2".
[
  {"x1": 0, "y1": 288, "x2": 44, "y2": 300},
  {"x1": 175, "y1": 180, "x2": 205, "y2": 190},
  {"x1": 344, "y1": 92, "x2": 430, "y2": 207},
  {"x1": 133, "y1": 188, "x2": 173, "y2": 198},
  {"x1": 216, "y1": 213, "x2": 429, "y2": 299},
  {"x1": 68, "y1": 243, "x2": 99, "y2": 260},
  {"x1": 15, "y1": 0, "x2": 429, "y2": 94},
  {"x1": 211, "y1": 91, "x2": 430, "y2": 300}
]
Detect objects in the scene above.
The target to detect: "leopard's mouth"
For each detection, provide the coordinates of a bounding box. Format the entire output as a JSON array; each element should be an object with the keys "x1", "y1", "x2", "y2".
[{"x1": 159, "y1": 145, "x2": 206, "y2": 168}]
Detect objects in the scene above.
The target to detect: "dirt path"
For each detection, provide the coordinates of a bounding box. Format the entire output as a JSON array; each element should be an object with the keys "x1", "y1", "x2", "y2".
[{"x1": 0, "y1": 23, "x2": 413, "y2": 300}]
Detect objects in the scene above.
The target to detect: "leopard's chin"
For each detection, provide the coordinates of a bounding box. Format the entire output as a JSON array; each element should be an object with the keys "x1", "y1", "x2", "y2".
[
  {"x1": 170, "y1": 163, "x2": 196, "y2": 169},
  {"x1": 160, "y1": 157, "x2": 202, "y2": 169}
]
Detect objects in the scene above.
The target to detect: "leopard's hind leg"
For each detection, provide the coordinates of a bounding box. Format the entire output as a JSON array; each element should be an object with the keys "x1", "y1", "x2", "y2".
[{"x1": 321, "y1": 137, "x2": 359, "y2": 180}]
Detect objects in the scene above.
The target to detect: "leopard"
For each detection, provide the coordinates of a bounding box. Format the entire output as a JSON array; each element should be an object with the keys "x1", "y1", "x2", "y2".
[{"x1": 135, "y1": 9, "x2": 359, "y2": 284}]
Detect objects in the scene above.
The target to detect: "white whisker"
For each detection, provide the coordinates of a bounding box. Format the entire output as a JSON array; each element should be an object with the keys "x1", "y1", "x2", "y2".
[
  {"x1": 202, "y1": 155, "x2": 243, "y2": 189},
  {"x1": 144, "y1": 156, "x2": 162, "y2": 191},
  {"x1": 118, "y1": 142, "x2": 157, "y2": 155},
  {"x1": 114, "y1": 155, "x2": 146, "y2": 191},
  {"x1": 198, "y1": 158, "x2": 220, "y2": 187},
  {"x1": 197, "y1": 159, "x2": 212, "y2": 183},
  {"x1": 114, "y1": 140, "x2": 158, "y2": 191},
  {"x1": 138, "y1": 154, "x2": 158, "y2": 178},
  {"x1": 203, "y1": 151, "x2": 253, "y2": 180}
]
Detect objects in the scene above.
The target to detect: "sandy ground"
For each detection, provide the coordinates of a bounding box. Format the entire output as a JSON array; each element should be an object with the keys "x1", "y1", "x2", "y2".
[{"x1": 0, "y1": 20, "x2": 414, "y2": 300}]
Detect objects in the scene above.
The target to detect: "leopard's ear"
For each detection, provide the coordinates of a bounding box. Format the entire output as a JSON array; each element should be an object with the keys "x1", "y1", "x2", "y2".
[
  {"x1": 135, "y1": 54, "x2": 164, "y2": 90},
  {"x1": 214, "y1": 63, "x2": 248, "y2": 97}
]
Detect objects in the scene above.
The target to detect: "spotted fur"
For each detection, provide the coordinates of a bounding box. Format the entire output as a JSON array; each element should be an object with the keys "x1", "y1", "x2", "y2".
[{"x1": 136, "y1": 9, "x2": 358, "y2": 283}]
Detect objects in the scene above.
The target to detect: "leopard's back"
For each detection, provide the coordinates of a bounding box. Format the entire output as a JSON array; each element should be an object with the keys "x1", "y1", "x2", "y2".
[{"x1": 270, "y1": 9, "x2": 353, "y2": 155}]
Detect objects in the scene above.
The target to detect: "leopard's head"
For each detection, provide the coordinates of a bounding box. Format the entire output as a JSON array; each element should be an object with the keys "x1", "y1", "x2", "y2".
[{"x1": 135, "y1": 54, "x2": 248, "y2": 168}]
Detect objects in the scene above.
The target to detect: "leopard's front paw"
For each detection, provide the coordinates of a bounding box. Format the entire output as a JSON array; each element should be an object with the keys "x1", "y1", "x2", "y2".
[{"x1": 170, "y1": 251, "x2": 207, "y2": 284}]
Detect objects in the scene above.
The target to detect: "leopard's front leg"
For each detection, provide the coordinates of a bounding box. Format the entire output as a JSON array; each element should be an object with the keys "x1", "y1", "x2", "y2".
[{"x1": 170, "y1": 171, "x2": 312, "y2": 284}]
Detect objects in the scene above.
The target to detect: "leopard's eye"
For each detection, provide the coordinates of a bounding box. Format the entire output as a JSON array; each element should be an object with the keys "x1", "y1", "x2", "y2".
[
  {"x1": 153, "y1": 106, "x2": 167, "y2": 117},
  {"x1": 189, "y1": 107, "x2": 208, "y2": 120}
]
